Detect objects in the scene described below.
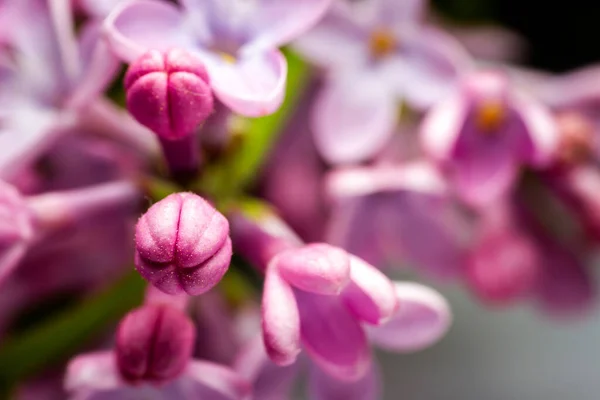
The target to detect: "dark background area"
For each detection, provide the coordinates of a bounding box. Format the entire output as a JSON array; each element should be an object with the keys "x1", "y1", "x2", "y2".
[{"x1": 434, "y1": 0, "x2": 600, "y2": 72}]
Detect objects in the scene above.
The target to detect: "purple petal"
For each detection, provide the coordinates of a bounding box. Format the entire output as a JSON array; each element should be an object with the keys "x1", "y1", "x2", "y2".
[
  {"x1": 312, "y1": 71, "x2": 396, "y2": 164},
  {"x1": 261, "y1": 268, "x2": 301, "y2": 365},
  {"x1": 513, "y1": 92, "x2": 559, "y2": 166},
  {"x1": 341, "y1": 256, "x2": 398, "y2": 325},
  {"x1": 397, "y1": 28, "x2": 473, "y2": 109},
  {"x1": 292, "y1": 15, "x2": 368, "y2": 70},
  {"x1": 274, "y1": 243, "x2": 351, "y2": 295},
  {"x1": 244, "y1": 0, "x2": 334, "y2": 51},
  {"x1": 67, "y1": 21, "x2": 120, "y2": 110},
  {"x1": 308, "y1": 362, "x2": 381, "y2": 400},
  {"x1": 104, "y1": 0, "x2": 190, "y2": 63},
  {"x1": 420, "y1": 94, "x2": 469, "y2": 162},
  {"x1": 179, "y1": 360, "x2": 251, "y2": 400},
  {"x1": 367, "y1": 282, "x2": 451, "y2": 352},
  {"x1": 234, "y1": 336, "x2": 301, "y2": 400},
  {"x1": 297, "y1": 291, "x2": 371, "y2": 381},
  {"x1": 79, "y1": 0, "x2": 127, "y2": 18},
  {"x1": 326, "y1": 162, "x2": 448, "y2": 200},
  {"x1": 198, "y1": 48, "x2": 287, "y2": 117},
  {"x1": 65, "y1": 351, "x2": 122, "y2": 393}
]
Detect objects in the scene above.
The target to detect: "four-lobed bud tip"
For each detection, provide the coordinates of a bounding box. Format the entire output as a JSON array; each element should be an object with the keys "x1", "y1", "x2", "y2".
[
  {"x1": 125, "y1": 48, "x2": 214, "y2": 141},
  {"x1": 116, "y1": 304, "x2": 196, "y2": 384},
  {"x1": 134, "y1": 192, "x2": 232, "y2": 296}
]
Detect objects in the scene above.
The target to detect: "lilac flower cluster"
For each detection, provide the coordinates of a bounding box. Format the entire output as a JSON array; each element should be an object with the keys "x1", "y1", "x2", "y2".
[{"x1": 0, "y1": 0, "x2": 598, "y2": 399}]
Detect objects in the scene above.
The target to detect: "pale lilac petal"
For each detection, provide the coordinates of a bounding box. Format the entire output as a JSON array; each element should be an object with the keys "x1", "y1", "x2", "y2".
[
  {"x1": 245, "y1": 0, "x2": 335, "y2": 51},
  {"x1": 379, "y1": 0, "x2": 425, "y2": 29},
  {"x1": 274, "y1": 243, "x2": 351, "y2": 295},
  {"x1": 367, "y1": 282, "x2": 451, "y2": 352},
  {"x1": 420, "y1": 94, "x2": 469, "y2": 162},
  {"x1": 234, "y1": 336, "x2": 301, "y2": 400},
  {"x1": 79, "y1": 0, "x2": 127, "y2": 18},
  {"x1": 397, "y1": 28, "x2": 473, "y2": 109},
  {"x1": 312, "y1": 72, "x2": 396, "y2": 164},
  {"x1": 326, "y1": 162, "x2": 448, "y2": 200},
  {"x1": 0, "y1": 106, "x2": 60, "y2": 181},
  {"x1": 308, "y1": 362, "x2": 381, "y2": 400},
  {"x1": 104, "y1": 0, "x2": 191, "y2": 63},
  {"x1": 180, "y1": 360, "x2": 251, "y2": 400},
  {"x1": 513, "y1": 92, "x2": 559, "y2": 166},
  {"x1": 261, "y1": 268, "x2": 301, "y2": 365},
  {"x1": 199, "y1": 48, "x2": 286, "y2": 116},
  {"x1": 68, "y1": 21, "x2": 120, "y2": 110},
  {"x1": 297, "y1": 291, "x2": 371, "y2": 381},
  {"x1": 341, "y1": 256, "x2": 398, "y2": 325},
  {"x1": 292, "y1": 16, "x2": 368, "y2": 70},
  {"x1": 447, "y1": 24, "x2": 527, "y2": 63},
  {"x1": 65, "y1": 351, "x2": 122, "y2": 393}
]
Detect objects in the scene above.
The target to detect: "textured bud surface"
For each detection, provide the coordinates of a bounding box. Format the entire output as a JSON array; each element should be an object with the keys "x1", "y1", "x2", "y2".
[
  {"x1": 116, "y1": 304, "x2": 196, "y2": 384},
  {"x1": 135, "y1": 192, "x2": 231, "y2": 295},
  {"x1": 125, "y1": 48, "x2": 214, "y2": 140}
]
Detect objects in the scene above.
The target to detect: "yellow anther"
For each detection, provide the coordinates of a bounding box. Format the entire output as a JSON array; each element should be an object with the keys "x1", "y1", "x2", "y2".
[
  {"x1": 476, "y1": 101, "x2": 505, "y2": 133},
  {"x1": 369, "y1": 28, "x2": 397, "y2": 59},
  {"x1": 218, "y1": 52, "x2": 237, "y2": 64}
]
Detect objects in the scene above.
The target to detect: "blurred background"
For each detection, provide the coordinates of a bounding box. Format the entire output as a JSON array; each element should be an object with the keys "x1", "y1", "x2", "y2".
[{"x1": 380, "y1": 2, "x2": 600, "y2": 398}]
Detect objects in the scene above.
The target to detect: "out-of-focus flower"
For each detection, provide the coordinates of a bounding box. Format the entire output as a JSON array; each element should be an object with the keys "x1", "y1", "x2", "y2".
[
  {"x1": 134, "y1": 192, "x2": 232, "y2": 295},
  {"x1": 326, "y1": 162, "x2": 466, "y2": 279},
  {"x1": 65, "y1": 304, "x2": 251, "y2": 400},
  {"x1": 421, "y1": 71, "x2": 558, "y2": 207},
  {"x1": 0, "y1": 0, "x2": 125, "y2": 180},
  {"x1": 104, "y1": 0, "x2": 333, "y2": 116},
  {"x1": 294, "y1": 0, "x2": 472, "y2": 164},
  {"x1": 465, "y1": 206, "x2": 540, "y2": 305},
  {"x1": 0, "y1": 179, "x2": 139, "y2": 286}
]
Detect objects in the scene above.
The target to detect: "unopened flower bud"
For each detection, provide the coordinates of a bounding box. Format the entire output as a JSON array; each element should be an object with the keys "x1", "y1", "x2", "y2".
[
  {"x1": 466, "y1": 230, "x2": 539, "y2": 305},
  {"x1": 135, "y1": 192, "x2": 231, "y2": 295},
  {"x1": 125, "y1": 48, "x2": 213, "y2": 141},
  {"x1": 116, "y1": 304, "x2": 195, "y2": 384}
]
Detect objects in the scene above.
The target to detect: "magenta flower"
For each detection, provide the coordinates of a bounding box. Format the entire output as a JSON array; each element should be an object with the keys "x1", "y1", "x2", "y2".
[
  {"x1": 236, "y1": 281, "x2": 451, "y2": 400},
  {"x1": 326, "y1": 162, "x2": 466, "y2": 280},
  {"x1": 421, "y1": 71, "x2": 558, "y2": 207},
  {"x1": 230, "y1": 212, "x2": 398, "y2": 381},
  {"x1": 104, "y1": 0, "x2": 333, "y2": 116},
  {"x1": 293, "y1": 0, "x2": 471, "y2": 164},
  {"x1": 466, "y1": 223, "x2": 540, "y2": 306},
  {"x1": 135, "y1": 192, "x2": 232, "y2": 295},
  {"x1": 125, "y1": 48, "x2": 214, "y2": 175},
  {"x1": 65, "y1": 304, "x2": 250, "y2": 400}
]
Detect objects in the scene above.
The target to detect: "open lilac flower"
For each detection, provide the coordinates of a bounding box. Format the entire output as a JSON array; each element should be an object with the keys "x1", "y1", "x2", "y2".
[
  {"x1": 235, "y1": 281, "x2": 451, "y2": 400},
  {"x1": 104, "y1": 0, "x2": 333, "y2": 116},
  {"x1": 294, "y1": 0, "x2": 472, "y2": 164},
  {"x1": 230, "y1": 212, "x2": 398, "y2": 381},
  {"x1": 326, "y1": 162, "x2": 466, "y2": 279},
  {"x1": 135, "y1": 192, "x2": 232, "y2": 295},
  {"x1": 421, "y1": 71, "x2": 558, "y2": 207},
  {"x1": 65, "y1": 304, "x2": 251, "y2": 400}
]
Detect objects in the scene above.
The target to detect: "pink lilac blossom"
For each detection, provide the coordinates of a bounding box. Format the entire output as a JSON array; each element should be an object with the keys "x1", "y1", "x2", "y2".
[
  {"x1": 294, "y1": 0, "x2": 472, "y2": 164},
  {"x1": 104, "y1": 0, "x2": 333, "y2": 116}
]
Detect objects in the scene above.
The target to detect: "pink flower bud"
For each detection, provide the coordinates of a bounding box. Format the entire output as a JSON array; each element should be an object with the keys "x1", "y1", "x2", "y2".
[
  {"x1": 135, "y1": 192, "x2": 232, "y2": 295},
  {"x1": 125, "y1": 48, "x2": 214, "y2": 140},
  {"x1": 466, "y1": 230, "x2": 539, "y2": 305},
  {"x1": 116, "y1": 304, "x2": 195, "y2": 384}
]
